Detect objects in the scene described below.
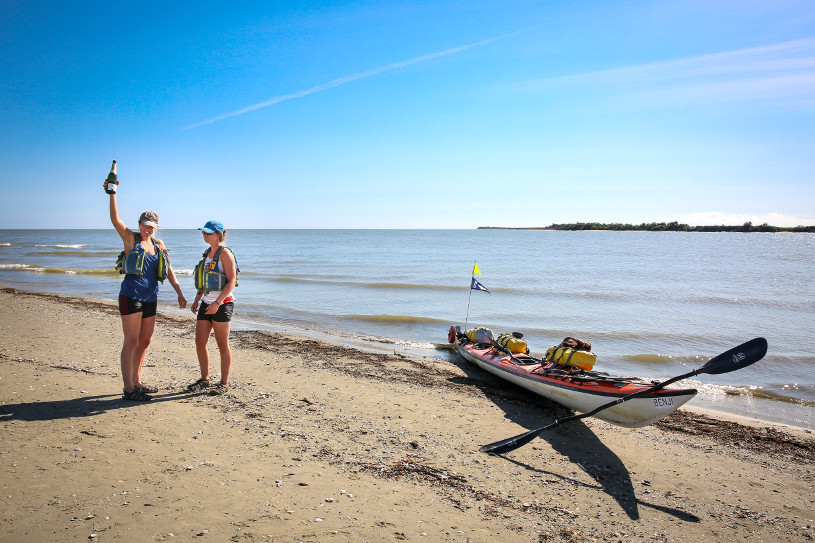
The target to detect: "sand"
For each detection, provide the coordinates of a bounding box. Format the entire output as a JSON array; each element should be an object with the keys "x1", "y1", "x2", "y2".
[{"x1": 0, "y1": 287, "x2": 813, "y2": 542}]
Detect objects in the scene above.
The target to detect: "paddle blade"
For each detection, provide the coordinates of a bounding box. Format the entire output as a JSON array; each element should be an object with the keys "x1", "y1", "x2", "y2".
[
  {"x1": 480, "y1": 427, "x2": 546, "y2": 455},
  {"x1": 699, "y1": 337, "x2": 767, "y2": 375}
]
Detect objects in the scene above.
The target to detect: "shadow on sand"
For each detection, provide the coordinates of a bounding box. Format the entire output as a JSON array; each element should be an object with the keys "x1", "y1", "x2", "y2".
[
  {"x1": 445, "y1": 351, "x2": 700, "y2": 522},
  {"x1": 0, "y1": 391, "x2": 196, "y2": 422}
]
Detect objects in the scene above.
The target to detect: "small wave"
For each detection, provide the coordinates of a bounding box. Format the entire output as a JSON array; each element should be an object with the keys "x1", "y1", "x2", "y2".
[
  {"x1": 345, "y1": 314, "x2": 448, "y2": 325},
  {"x1": 0, "y1": 242, "x2": 10, "y2": 247},
  {"x1": 173, "y1": 269, "x2": 194, "y2": 276},
  {"x1": 63, "y1": 268, "x2": 121, "y2": 277},
  {"x1": 369, "y1": 282, "x2": 460, "y2": 291},
  {"x1": 513, "y1": 327, "x2": 715, "y2": 349},
  {"x1": 575, "y1": 291, "x2": 629, "y2": 301},
  {"x1": 765, "y1": 354, "x2": 815, "y2": 366},
  {"x1": 620, "y1": 350, "x2": 812, "y2": 371},
  {"x1": 268, "y1": 276, "x2": 464, "y2": 291},
  {"x1": 0, "y1": 263, "x2": 46, "y2": 271},
  {"x1": 34, "y1": 244, "x2": 86, "y2": 249},
  {"x1": 748, "y1": 386, "x2": 815, "y2": 406},
  {"x1": 692, "y1": 381, "x2": 815, "y2": 407},
  {"x1": 689, "y1": 381, "x2": 753, "y2": 398},
  {"x1": 691, "y1": 294, "x2": 812, "y2": 311},
  {"x1": 271, "y1": 276, "x2": 357, "y2": 286},
  {"x1": 625, "y1": 354, "x2": 675, "y2": 363},
  {"x1": 622, "y1": 353, "x2": 708, "y2": 366},
  {"x1": 30, "y1": 249, "x2": 111, "y2": 257},
  {"x1": 0, "y1": 263, "x2": 118, "y2": 276}
]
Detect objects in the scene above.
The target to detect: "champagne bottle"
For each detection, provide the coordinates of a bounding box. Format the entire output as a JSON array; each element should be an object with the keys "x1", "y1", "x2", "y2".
[{"x1": 104, "y1": 160, "x2": 119, "y2": 194}]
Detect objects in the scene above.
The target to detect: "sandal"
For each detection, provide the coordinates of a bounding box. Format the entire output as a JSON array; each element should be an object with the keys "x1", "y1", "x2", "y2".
[
  {"x1": 134, "y1": 383, "x2": 159, "y2": 393},
  {"x1": 187, "y1": 378, "x2": 211, "y2": 392},
  {"x1": 122, "y1": 388, "x2": 153, "y2": 402},
  {"x1": 209, "y1": 383, "x2": 229, "y2": 396}
]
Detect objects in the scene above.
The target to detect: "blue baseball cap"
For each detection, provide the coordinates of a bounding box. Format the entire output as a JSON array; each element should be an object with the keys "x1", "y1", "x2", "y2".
[{"x1": 199, "y1": 220, "x2": 224, "y2": 234}]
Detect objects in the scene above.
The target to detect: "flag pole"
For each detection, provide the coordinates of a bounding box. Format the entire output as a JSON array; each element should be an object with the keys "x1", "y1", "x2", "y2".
[
  {"x1": 465, "y1": 278, "x2": 474, "y2": 330},
  {"x1": 465, "y1": 261, "x2": 480, "y2": 330}
]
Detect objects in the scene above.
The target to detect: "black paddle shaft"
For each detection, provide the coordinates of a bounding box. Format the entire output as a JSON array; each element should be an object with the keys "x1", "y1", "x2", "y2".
[{"x1": 480, "y1": 337, "x2": 768, "y2": 455}]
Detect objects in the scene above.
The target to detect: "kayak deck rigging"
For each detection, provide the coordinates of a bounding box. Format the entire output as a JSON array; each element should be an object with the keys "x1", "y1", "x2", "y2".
[{"x1": 464, "y1": 339, "x2": 654, "y2": 384}]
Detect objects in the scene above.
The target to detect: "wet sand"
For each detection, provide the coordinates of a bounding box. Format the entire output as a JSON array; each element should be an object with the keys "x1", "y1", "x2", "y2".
[{"x1": 1, "y1": 287, "x2": 813, "y2": 542}]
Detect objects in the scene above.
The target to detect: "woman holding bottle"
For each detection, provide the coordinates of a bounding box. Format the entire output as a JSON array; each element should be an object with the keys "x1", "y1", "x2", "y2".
[{"x1": 104, "y1": 163, "x2": 187, "y2": 401}]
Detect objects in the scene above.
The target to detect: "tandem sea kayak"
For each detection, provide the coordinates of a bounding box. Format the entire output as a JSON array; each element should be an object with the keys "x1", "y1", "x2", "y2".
[{"x1": 448, "y1": 325, "x2": 697, "y2": 428}]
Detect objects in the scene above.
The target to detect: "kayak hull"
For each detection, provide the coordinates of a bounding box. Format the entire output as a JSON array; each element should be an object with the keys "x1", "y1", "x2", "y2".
[{"x1": 452, "y1": 331, "x2": 696, "y2": 428}]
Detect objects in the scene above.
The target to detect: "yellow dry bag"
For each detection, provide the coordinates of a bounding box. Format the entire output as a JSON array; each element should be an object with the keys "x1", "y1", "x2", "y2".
[
  {"x1": 465, "y1": 327, "x2": 494, "y2": 344},
  {"x1": 496, "y1": 332, "x2": 529, "y2": 354},
  {"x1": 545, "y1": 346, "x2": 597, "y2": 371}
]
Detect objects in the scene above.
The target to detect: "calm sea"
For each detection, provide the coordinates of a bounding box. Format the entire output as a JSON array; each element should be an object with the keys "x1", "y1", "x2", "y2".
[{"x1": 1, "y1": 229, "x2": 813, "y2": 430}]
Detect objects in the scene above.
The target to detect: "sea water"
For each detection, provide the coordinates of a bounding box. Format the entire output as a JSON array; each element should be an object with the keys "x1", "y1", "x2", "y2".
[{"x1": 1, "y1": 229, "x2": 813, "y2": 429}]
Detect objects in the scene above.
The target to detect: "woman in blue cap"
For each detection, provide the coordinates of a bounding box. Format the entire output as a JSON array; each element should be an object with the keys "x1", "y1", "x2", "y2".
[{"x1": 187, "y1": 220, "x2": 238, "y2": 395}]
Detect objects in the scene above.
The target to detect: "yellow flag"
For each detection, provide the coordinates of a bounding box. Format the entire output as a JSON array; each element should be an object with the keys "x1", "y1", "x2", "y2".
[{"x1": 472, "y1": 262, "x2": 481, "y2": 275}]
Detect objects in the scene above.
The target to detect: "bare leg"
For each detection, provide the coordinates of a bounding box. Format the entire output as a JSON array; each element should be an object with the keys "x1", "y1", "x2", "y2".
[
  {"x1": 212, "y1": 321, "x2": 232, "y2": 385},
  {"x1": 120, "y1": 313, "x2": 143, "y2": 393},
  {"x1": 195, "y1": 319, "x2": 214, "y2": 380},
  {"x1": 132, "y1": 316, "x2": 155, "y2": 386}
]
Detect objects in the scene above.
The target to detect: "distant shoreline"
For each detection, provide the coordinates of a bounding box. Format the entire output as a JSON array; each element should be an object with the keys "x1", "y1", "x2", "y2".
[{"x1": 478, "y1": 221, "x2": 815, "y2": 232}]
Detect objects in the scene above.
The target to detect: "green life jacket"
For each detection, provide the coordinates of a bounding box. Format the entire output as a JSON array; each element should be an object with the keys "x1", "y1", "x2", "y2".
[
  {"x1": 115, "y1": 232, "x2": 169, "y2": 283},
  {"x1": 194, "y1": 245, "x2": 238, "y2": 294}
]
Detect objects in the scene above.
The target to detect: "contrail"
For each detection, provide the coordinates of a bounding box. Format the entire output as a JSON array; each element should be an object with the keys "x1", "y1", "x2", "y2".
[{"x1": 182, "y1": 30, "x2": 527, "y2": 130}]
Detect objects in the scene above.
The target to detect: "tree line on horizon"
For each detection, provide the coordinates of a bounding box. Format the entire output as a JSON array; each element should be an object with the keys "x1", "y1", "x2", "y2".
[{"x1": 478, "y1": 221, "x2": 815, "y2": 232}]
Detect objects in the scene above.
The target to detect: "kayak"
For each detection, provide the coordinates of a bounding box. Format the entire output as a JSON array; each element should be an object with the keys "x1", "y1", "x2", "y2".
[{"x1": 448, "y1": 325, "x2": 697, "y2": 428}]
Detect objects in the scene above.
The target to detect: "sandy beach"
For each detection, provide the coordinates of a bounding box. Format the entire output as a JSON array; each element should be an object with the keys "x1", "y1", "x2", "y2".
[{"x1": 1, "y1": 287, "x2": 812, "y2": 542}]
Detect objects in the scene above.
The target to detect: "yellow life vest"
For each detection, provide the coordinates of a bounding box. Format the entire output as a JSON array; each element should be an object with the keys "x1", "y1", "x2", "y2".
[
  {"x1": 114, "y1": 233, "x2": 169, "y2": 283},
  {"x1": 194, "y1": 246, "x2": 239, "y2": 294}
]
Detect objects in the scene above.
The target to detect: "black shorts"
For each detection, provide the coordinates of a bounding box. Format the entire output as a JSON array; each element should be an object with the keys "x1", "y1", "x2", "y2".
[
  {"x1": 118, "y1": 295, "x2": 157, "y2": 318},
  {"x1": 197, "y1": 301, "x2": 234, "y2": 323}
]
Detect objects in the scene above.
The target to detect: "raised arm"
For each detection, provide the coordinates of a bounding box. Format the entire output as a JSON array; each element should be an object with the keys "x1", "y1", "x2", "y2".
[{"x1": 107, "y1": 191, "x2": 135, "y2": 251}]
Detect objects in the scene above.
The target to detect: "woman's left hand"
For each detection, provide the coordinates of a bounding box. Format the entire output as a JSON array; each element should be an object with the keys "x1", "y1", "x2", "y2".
[
  {"x1": 205, "y1": 300, "x2": 221, "y2": 315},
  {"x1": 177, "y1": 294, "x2": 187, "y2": 309}
]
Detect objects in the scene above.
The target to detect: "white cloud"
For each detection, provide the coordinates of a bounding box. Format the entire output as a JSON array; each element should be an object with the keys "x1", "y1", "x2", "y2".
[
  {"x1": 561, "y1": 37, "x2": 815, "y2": 82},
  {"x1": 527, "y1": 37, "x2": 815, "y2": 108},
  {"x1": 183, "y1": 30, "x2": 527, "y2": 130}
]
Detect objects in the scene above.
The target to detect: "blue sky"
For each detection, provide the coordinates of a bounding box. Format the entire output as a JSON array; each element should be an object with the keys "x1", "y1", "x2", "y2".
[{"x1": 1, "y1": 0, "x2": 814, "y2": 229}]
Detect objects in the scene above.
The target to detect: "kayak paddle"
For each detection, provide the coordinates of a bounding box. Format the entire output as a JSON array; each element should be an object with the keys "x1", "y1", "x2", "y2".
[{"x1": 480, "y1": 337, "x2": 768, "y2": 455}]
